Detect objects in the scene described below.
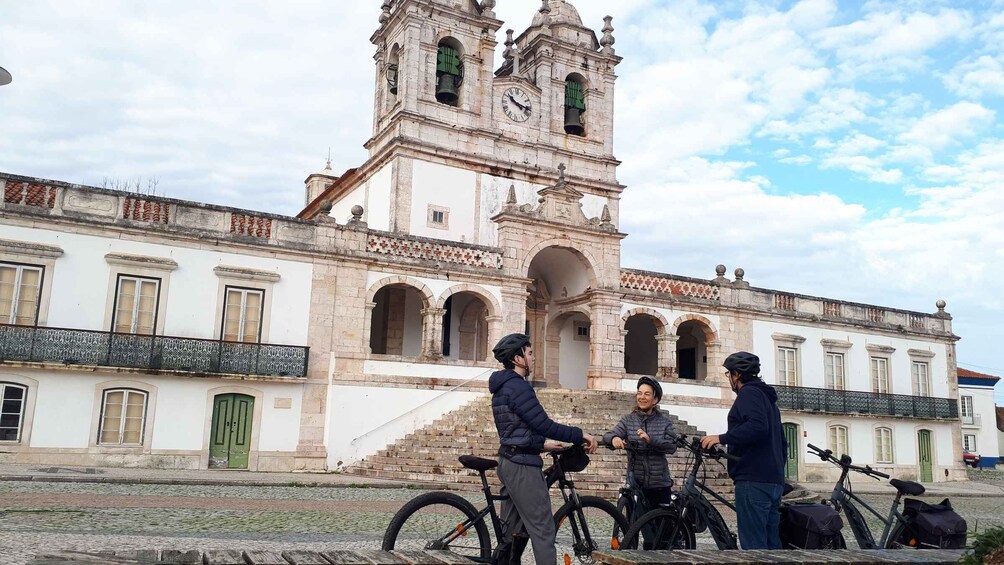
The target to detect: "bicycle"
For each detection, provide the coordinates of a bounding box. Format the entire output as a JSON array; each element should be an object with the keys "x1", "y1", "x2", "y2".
[
  {"x1": 604, "y1": 440, "x2": 678, "y2": 547},
  {"x1": 622, "y1": 434, "x2": 740, "y2": 550},
  {"x1": 382, "y1": 443, "x2": 629, "y2": 564},
  {"x1": 807, "y1": 442, "x2": 931, "y2": 549}
]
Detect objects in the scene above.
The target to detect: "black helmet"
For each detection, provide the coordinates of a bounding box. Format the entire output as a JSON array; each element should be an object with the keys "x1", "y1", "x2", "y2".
[
  {"x1": 723, "y1": 351, "x2": 760, "y2": 380},
  {"x1": 636, "y1": 376, "x2": 663, "y2": 402},
  {"x1": 493, "y1": 333, "x2": 530, "y2": 367}
]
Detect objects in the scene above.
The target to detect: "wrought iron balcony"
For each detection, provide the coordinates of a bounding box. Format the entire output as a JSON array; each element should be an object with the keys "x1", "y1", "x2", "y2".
[
  {"x1": 775, "y1": 384, "x2": 958, "y2": 420},
  {"x1": 0, "y1": 323, "x2": 309, "y2": 378}
]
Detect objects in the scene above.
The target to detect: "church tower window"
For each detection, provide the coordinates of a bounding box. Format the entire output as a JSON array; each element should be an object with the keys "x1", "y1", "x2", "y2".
[
  {"x1": 435, "y1": 40, "x2": 464, "y2": 106},
  {"x1": 564, "y1": 75, "x2": 586, "y2": 136}
]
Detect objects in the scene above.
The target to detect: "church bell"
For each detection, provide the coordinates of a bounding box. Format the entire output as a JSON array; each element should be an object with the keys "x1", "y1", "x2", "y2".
[
  {"x1": 564, "y1": 107, "x2": 585, "y2": 135},
  {"x1": 436, "y1": 74, "x2": 459, "y2": 104}
]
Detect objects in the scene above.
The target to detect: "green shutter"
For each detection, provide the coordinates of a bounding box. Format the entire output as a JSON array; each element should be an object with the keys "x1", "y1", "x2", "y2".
[
  {"x1": 564, "y1": 81, "x2": 586, "y2": 111},
  {"x1": 437, "y1": 46, "x2": 461, "y2": 76}
]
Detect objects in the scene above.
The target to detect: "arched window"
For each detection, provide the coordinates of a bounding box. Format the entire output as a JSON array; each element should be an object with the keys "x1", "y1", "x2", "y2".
[
  {"x1": 875, "y1": 427, "x2": 894, "y2": 463},
  {"x1": 435, "y1": 39, "x2": 464, "y2": 106},
  {"x1": 563, "y1": 74, "x2": 586, "y2": 136},
  {"x1": 0, "y1": 382, "x2": 27, "y2": 442},
  {"x1": 386, "y1": 44, "x2": 400, "y2": 97},
  {"x1": 98, "y1": 389, "x2": 148, "y2": 446},
  {"x1": 828, "y1": 424, "x2": 848, "y2": 458}
]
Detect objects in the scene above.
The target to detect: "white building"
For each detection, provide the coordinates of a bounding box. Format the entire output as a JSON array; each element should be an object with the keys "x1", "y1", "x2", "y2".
[
  {"x1": 0, "y1": 0, "x2": 969, "y2": 481},
  {"x1": 957, "y1": 368, "x2": 1000, "y2": 468}
]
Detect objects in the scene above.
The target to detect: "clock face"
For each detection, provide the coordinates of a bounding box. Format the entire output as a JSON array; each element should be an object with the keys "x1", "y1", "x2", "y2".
[{"x1": 501, "y1": 87, "x2": 532, "y2": 122}]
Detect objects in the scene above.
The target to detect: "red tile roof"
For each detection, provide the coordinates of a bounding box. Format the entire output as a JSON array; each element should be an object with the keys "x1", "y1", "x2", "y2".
[{"x1": 958, "y1": 367, "x2": 1001, "y2": 382}]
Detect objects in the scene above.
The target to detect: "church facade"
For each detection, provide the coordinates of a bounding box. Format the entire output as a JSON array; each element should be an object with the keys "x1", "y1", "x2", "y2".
[{"x1": 0, "y1": 0, "x2": 966, "y2": 482}]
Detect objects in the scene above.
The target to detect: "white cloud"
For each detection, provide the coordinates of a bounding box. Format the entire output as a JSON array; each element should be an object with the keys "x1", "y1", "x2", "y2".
[
  {"x1": 943, "y1": 55, "x2": 1004, "y2": 98},
  {"x1": 897, "y1": 102, "x2": 995, "y2": 153}
]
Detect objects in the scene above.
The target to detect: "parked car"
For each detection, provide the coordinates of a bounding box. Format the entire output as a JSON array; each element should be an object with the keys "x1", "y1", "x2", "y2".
[{"x1": 963, "y1": 450, "x2": 981, "y2": 467}]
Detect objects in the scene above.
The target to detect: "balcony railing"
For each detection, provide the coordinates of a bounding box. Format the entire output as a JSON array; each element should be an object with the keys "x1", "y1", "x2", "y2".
[
  {"x1": 775, "y1": 385, "x2": 958, "y2": 420},
  {"x1": 0, "y1": 323, "x2": 308, "y2": 378},
  {"x1": 962, "y1": 414, "x2": 982, "y2": 427}
]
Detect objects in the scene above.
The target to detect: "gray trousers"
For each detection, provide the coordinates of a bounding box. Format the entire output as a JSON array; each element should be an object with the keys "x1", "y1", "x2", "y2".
[{"x1": 497, "y1": 457, "x2": 556, "y2": 565}]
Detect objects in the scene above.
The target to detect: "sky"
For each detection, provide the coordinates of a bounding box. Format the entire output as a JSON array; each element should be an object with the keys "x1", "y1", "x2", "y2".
[{"x1": 1, "y1": 0, "x2": 1002, "y2": 403}]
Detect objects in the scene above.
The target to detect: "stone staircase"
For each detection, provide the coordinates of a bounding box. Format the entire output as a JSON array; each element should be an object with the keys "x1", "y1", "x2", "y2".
[{"x1": 345, "y1": 389, "x2": 733, "y2": 498}]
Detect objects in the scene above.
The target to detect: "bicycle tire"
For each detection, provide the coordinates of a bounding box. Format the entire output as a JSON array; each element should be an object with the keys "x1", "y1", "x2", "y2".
[
  {"x1": 614, "y1": 496, "x2": 631, "y2": 547},
  {"x1": 622, "y1": 508, "x2": 696, "y2": 550},
  {"x1": 884, "y1": 523, "x2": 909, "y2": 549},
  {"x1": 382, "y1": 491, "x2": 492, "y2": 559},
  {"x1": 553, "y1": 495, "x2": 629, "y2": 563}
]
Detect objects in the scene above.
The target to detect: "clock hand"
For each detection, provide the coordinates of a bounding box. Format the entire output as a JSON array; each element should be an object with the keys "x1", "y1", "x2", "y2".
[{"x1": 507, "y1": 93, "x2": 528, "y2": 112}]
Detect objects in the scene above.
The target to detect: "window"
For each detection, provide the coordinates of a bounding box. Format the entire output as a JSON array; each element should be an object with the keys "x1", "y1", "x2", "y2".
[
  {"x1": 98, "y1": 389, "x2": 147, "y2": 446},
  {"x1": 778, "y1": 347, "x2": 798, "y2": 386},
  {"x1": 112, "y1": 275, "x2": 160, "y2": 334},
  {"x1": 0, "y1": 382, "x2": 27, "y2": 442},
  {"x1": 0, "y1": 263, "x2": 43, "y2": 325},
  {"x1": 426, "y1": 204, "x2": 450, "y2": 229},
  {"x1": 870, "y1": 357, "x2": 890, "y2": 394},
  {"x1": 435, "y1": 42, "x2": 463, "y2": 106},
  {"x1": 875, "y1": 427, "x2": 893, "y2": 463},
  {"x1": 963, "y1": 434, "x2": 977, "y2": 452},
  {"x1": 912, "y1": 361, "x2": 931, "y2": 397},
  {"x1": 829, "y1": 425, "x2": 848, "y2": 457},
  {"x1": 824, "y1": 352, "x2": 845, "y2": 390},
  {"x1": 222, "y1": 287, "x2": 263, "y2": 343},
  {"x1": 563, "y1": 77, "x2": 586, "y2": 136},
  {"x1": 573, "y1": 321, "x2": 590, "y2": 342},
  {"x1": 961, "y1": 395, "x2": 974, "y2": 425}
]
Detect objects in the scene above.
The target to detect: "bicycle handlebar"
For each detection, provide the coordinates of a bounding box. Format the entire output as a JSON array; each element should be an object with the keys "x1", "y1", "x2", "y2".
[
  {"x1": 807, "y1": 443, "x2": 889, "y2": 479},
  {"x1": 676, "y1": 434, "x2": 741, "y2": 463}
]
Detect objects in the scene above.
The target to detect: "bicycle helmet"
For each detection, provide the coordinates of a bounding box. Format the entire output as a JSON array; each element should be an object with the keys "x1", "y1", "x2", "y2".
[
  {"x1": 492, "y1": 333, "x2": 531, "y2": 369},
  {"x1": 723, "y1": 351, "x2": 760, "y2": 381},
  {"x1": 636, "y1": 376, "x2": 663, "y2": 402}
]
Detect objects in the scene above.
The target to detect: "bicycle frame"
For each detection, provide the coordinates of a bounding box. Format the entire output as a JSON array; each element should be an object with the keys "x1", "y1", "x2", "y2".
[{"x1": 829, "y1": 468, "x2": 908, "y2": 549}]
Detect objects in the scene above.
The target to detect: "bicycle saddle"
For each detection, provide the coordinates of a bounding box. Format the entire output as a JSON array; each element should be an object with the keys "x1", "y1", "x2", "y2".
[
  {"x1": 459, "y1": 455, "x2": 499, "y2": 472},
  {"x1": 889, "y1": 478, "x2": 925, "y2": 496}
]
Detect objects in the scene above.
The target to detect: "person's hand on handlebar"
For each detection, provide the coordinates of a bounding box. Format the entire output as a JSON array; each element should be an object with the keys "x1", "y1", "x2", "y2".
[
  {"x1": 583, "y1": 433, "x2": 598, "y2": 454},
  {"x1": 700, "y1": 434, "x2": 721, "y2": 449},
  {"x1": 544, "y1": 440, "x2": 570, "y2": 451}
]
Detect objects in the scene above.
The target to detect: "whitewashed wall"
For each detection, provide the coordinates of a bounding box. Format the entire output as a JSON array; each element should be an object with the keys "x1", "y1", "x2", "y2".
[
  {"x1": 327, "y1": 383, "x2": 484, "y2": 469},
  {"x1": 753, "y1": 321, "x2": 950, "y2": 396},
  {"x1": 0, "y1": 225, "x2": 312, "y2": 345},
  {"x1": 959, "y1": 384, "x2": 1000, "y2": 462},
  {"x1": 557, "y1": 315, "x2": 589, "y2": 390},
  {"x1": 410, "y1": 161, "x2": 477, "y2": 242},
  {"x1": 329, "y1": 163, "x2": 392, "y2": 230}
]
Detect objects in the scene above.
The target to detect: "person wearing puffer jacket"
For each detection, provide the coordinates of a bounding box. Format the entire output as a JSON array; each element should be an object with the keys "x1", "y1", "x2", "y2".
[
  {"x1": 603, "y1": 377, "x2": 677, "y2": 521},
  {"x1": 488, "y1": 333, "x2": 598, "y2": 565}
]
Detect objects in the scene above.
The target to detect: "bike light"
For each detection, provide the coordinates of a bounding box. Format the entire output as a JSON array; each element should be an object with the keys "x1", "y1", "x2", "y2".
[
  {"x1": 611, "y1": 538, "x2": 620, "y2": 550},
  {"x1": 564, "y1": 554, "x2": 572, "y2": 565}
]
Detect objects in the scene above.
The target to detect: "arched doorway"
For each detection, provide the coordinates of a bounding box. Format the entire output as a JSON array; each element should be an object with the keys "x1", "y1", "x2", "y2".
[
  {"x1": 442, "y1": 292, "x2": 490, "y2": 362},
  {"x1": 624, "y1": 314, "x2": 658, "y2": 376},
  {"x1": 370, "y1": 284, "x2": 426, "y2": 357},
  {"x1": 546, "y1": 311, "x2": 590, "y2": 390},
  {"x1": 675, "y1": 319, "x2": 714, "y2": 381}
]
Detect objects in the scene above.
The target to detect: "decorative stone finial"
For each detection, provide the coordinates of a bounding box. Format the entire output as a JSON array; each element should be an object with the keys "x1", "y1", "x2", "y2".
[
  {"x1": 557, "y1": 163, "x2": 566, "y2": 184},
  {"x1": 600, "y1": 16, "x2": 616, "y2": 54},
  {"x1": 732, "y1": 267, "x2": 749, "y2": 288},
  {"x1": 503, "y1": 29, "x2": 515, "y2": 61},
  {"x1": 506, "y1": 183, "x2": 517, "y2": 205},
  {"x1": 936, "y1": 299, "x2": 946, "y2": 310},
  {"x1": 716, "y1": 264, "x2": 726, "y2": 277},
  {"x1": 481, "y1": 0, "x2": 496, "y2": 17},
  {"x1": 934, "y1": 299, "x2": 951, "y2": 319},
  {"x1": 600, "y1": 204, "x2": 611, "y2": 224},
  {"x1": 379, "y1": 0, "x2": 392, "y2": 24},
  {"x1": 350, "y1": 204, "x2": 364, "y2": 222},
  {"x1": 735, "y1": 268, "x2": 745, "y2": 280},
  {"x1": 539, "y1": 0, "x2": 551, "y2": 14},
  {"x1": 712, "y1": 264, "x2": 729, "y2": 285},
  {"x1": 320, "y1": 201, "x2": 333, "y2": 214}
]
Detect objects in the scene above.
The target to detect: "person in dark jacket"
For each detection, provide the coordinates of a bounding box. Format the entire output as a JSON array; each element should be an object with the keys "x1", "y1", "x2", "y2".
[
  {"x1": 701, "y1": 351, "x2": 786, "y2": 549},
  {"x1": 604, "y1": 376, "x2": 677, "y2": 511},
  {"x1": 489, "y1": 333, "x2": 597, "y2": 565}
]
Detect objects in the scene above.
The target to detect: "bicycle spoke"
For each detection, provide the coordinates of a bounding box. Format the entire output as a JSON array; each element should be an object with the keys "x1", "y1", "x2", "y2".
[{"x1": 387, "y1": 502, "x2": 486, "y2": 557}]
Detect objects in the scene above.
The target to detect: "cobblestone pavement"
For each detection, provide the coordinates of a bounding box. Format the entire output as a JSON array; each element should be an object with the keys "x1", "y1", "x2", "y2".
[{"x1": 3, "y1": 480, "x2": 1004, "y2": 565}]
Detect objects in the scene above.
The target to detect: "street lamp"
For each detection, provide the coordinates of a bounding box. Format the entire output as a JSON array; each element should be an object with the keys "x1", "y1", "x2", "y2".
[{"x1": 0, "y1": 66, "x2": 12, "y2": 86}]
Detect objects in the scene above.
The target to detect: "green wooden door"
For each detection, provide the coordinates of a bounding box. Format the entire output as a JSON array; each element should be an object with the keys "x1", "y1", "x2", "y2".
[
  {"x1": 918, "y1": 429, "x2": 933, "y2": 482},
  {"x1": 783, "y1": 423, "x2": 799, "y2": 480},
  {"x1": 209, "y1": 394, "x2": 254, "y2": 469}
]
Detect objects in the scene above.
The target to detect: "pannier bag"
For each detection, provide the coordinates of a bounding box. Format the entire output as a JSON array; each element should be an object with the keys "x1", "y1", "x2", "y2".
[
  {"x1": 896, "y1": 498, "x2": 967, "y2": 549},
  {"x1": 558, "y1": 445, "x2": 590, "y2": 473},
  {"x1": 779, "y1": 503, "x2": 844, "y2": 549}
]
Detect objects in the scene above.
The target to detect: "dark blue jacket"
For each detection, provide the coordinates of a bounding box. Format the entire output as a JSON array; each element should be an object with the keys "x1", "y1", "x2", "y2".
[
  {"x1": 719, "y1": 380, "x2": 787, "y2": 485},
  {"x1": 489, "y1": 369, "x2": 583, "y2": 467}
]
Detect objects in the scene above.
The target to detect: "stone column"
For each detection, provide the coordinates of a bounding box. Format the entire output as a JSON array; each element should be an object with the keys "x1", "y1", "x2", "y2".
[
  {"x1": 485, "y1": 315, "x2": 503, "y2": 363},
  {"x1": 421, "y1": 307, "x2": 447, "y2": 360},
  {"x1": 543, "y1": 334, "x2": 562, "y2": 388},
  {"x1": 500, "y1": 285, "x2": 530, "y2": 335},
  {"x1": 657, "y1": 333, "x2": 679, "y2": 379},
  {"x1": 586, "y1": 290, "x2": 625, "y2": 391}
]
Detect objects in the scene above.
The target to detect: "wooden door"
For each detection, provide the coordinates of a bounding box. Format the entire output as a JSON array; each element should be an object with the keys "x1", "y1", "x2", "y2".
[{"x1": 209, "y1": 393, "x2": 254, "y2": 469}]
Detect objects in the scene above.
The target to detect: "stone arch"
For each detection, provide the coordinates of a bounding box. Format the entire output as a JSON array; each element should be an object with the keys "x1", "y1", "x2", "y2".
[
  {"x1": 670, "y1": 314, "x2": 719, "y2": 382},
  {"x1": 437, "y1": 284, "x2": 501, "y2": 363},
  {"x1": 435, "y1": 284, "x2": 501, "y2": 317},
  {"x1": 520, "y1": 239, "x2": 600, "y2": 289},
  {"x1": 621, "y1": 308, "x2": 670, "y2": 333},
  {"x1": 670, "y1": 314, "x2": 719, "y2": 342},
  {"x1": 366, "y1": 276, "x2": 435, "y2": 308},
  {"x1": 622, "y1": 308, "x2": 670, "y2": 377}
]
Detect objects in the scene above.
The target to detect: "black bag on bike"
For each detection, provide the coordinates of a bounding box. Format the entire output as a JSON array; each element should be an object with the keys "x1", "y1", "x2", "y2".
[
  {"x1": 558, "y1": 446, "x2": 590, "y2": 473},
  {"x1": 897, "y1": 497, "x2": 967, "y2": 549},
  {"x1": 779, "y1": 503, "x2": 843, "y2": 549}
]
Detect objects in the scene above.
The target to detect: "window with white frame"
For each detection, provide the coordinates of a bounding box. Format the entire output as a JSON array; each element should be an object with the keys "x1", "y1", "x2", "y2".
[
  {"x1": 870, "y1": 357, "x2": 890, "y2": 394},
  {"x1": 112, "y1": 276, "x2": 160, "y2": 335},
  {"x1": 961, "y1": 395, "x2": 974, "y2": 425},
  {"x1": 777, "y1": 347, "x2": 799, "y2": 386},
  {"x1": 911, "y1": 361, "x2": 931, "y2": 397},
  {"x1": 824, "y1": 352, "x2": 845, "y2": 390},
  {"x1": 0, "y1": 263, "x2": 43, "y2": 326},
  {"x1": 829, "y1": 424, "x2": 848, "y2": 457},
  {"x1": 222, "y1": 287, "x2": 264, "y2": 343},
  {"x1": 0, "y1": 382, "x2": 27, "y2": 442},
  {"x1": 98, "y1": 389, "x2": 147, "y2": 446},
  {"x1": 963, "y1": 434, "x2": 977, "y2": 452},
  {"x1": 874, "y1": 427, "x2": 894, "y2": 463}
]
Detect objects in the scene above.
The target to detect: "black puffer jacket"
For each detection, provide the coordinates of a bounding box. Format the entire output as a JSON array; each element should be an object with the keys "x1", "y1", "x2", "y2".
[
  {"x1": 603, "y1": 408, "x2": 677, "y2": 488},
  {"x1": 489, "y1": 369, "x2": 583, "y2": 467}
]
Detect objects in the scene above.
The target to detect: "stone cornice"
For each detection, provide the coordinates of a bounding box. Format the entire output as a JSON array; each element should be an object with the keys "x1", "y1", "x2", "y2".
[
  {"x1": 0, "y1": 237, "x2": 63, "y2": 259},
  {"x1": 104, "y1": 252, "x2": 178, "y2": 271},
  {"x1": 213, "y1": 265, "x2": 281, "y2": 283}
]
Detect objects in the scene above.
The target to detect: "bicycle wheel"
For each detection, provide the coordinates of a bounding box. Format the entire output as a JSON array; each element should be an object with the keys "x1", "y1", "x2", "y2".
[
  {"x1": 623, "y1": 508, "x2": 695, "y2": 550},
  {"x1": 382, "y1": 491, "x2": 492, "y2": 559},
  {"x1": 613, "y1": 496, "x2": 632, "y2": 548},
  {"x1": 553, "y1": 496, "x2": 629, "y2": 564}
]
